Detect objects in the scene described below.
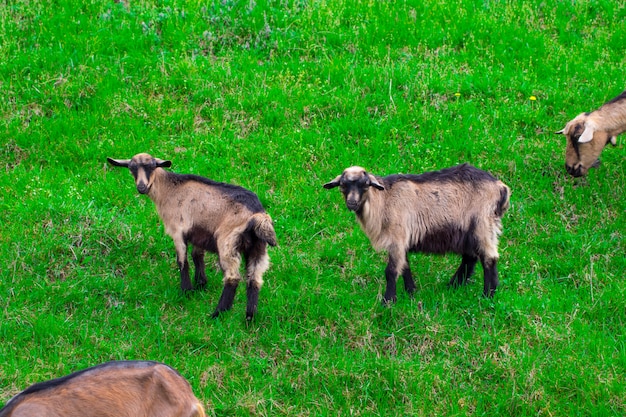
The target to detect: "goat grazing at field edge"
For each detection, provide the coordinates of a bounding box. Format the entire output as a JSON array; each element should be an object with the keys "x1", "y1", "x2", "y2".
[
  {"x1": 324, "y1": 164, "x2": 510, "y2": 302},
  {"x1": 557, "y1": 90, "x2": 625, "y2": 177},
  {"x1": 0, "y1": 360, "x2": 205, "y2": 417},
  {"x1": 108, "y1": 153, "x2": 277, "y2": 320}
]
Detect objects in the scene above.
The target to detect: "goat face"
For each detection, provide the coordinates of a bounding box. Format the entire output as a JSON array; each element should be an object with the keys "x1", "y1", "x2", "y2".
[
  {"x1": 323, "y1": 166, "x2": 384, "y2": 212},
  {"x1": 107, "y1": 153, "x2": 172, "y2": 194},
  {"x1": 557, "y1": 114, "x2": 615, "y2": 177}
]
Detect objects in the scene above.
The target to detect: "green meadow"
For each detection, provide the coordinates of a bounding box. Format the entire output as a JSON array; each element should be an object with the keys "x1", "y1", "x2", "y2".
[{"x1": 1, "y1": 0, "x2": 625, "y2": 415}]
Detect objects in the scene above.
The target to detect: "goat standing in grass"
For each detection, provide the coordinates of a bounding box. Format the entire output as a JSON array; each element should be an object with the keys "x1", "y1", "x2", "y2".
[
  {"x1": 108, "y1": 153, "x2": 277, "y2": 320},
  {"x1": 0, "y1": 361, "x2": 205, "y2": 417},
  {"x1": 557, "y1": 90, "x2": 625, "y2": 177},
  {"x1": 324, "y1": 164, "x2": 510, "y2": 302}
]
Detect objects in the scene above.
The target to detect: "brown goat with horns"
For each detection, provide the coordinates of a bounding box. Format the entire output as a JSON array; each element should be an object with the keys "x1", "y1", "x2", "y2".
[
  {"x1": 0, "y1": 361, "x2": 205, "y2": 417},
  {"x1": 324, "y1": 164, "x2": 510, "y2": 301},
  {"x1": 557, "y1": 90, "x2": 625, "y2": 177},
  {"x1": 108, "y1": 153, "x2": 277, "y2": 320}
]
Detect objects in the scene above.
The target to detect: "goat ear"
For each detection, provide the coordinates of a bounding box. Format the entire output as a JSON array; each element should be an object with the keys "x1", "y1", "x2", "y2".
[
  {"x1": 368, "y1": 174, "x2": 385, "y2": 190},
  {"x1": 556, "y1": 121, "x2": 570, "y2": 135},
  {"x1": 155, "y1": 159, "x2": 172, "y2": 168},
  {"x1": 578, "y1": 124, "x2": 595, "y2": 143},
  {"x1": 323, "y1": 175, "x2": 342, "y2": 189},
  {"x1": 107, "y1": 157, "x2": 131, "y2": 167}
]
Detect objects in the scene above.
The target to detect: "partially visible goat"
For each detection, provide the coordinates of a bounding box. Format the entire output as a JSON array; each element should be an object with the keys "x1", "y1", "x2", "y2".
[
  {"x1": 108, "y1": 153, "x2": 277, "y2": 320},
  {"x1": 0, "y1": 361, "x2": 205, "y2": 417},
  {"x1": 324, "y1": 164, "x2": 510, "y2": 301},
  {"x1": 557, "y1": 90, "x2": 625, "y2": 177}
]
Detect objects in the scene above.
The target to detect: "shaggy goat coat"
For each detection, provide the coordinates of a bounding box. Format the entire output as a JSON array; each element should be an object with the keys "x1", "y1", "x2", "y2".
[
  {"x1": 324, "y1": 164, "x2": 510, "y2": 301},
  {"x1": 557, "y1": 90, "x2": 625, "y2": 177},
  {"x1": 108, "y1": 153, "x2": 277, "y2": 320},
  {"x1": 0, "y1": 361, "x2": 205, "y2": 417}
]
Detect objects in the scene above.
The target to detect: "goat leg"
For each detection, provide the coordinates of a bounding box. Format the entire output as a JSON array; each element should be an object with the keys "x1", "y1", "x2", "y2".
[
  {"x1": 212, "y1": 247, "x2": 243, "y2": 317},
  {"x1": 383, "y1": 257, "x2": 399, "y2": 304},
  {"x1": 480, "y1": 256, "x2": 499, "y2": 297},
  {"x1": 449, "y1": 254, "x2": 478, "y2": 288},
  {"x1": 242, "y1": 245, "x2": 269, "y2": 320},
  {"x1": 178, "y1": 263, "x2": 193, "y2": 292},
  {"x1": 401, "y1": 255, "x2": 416, "y2": 295},
  {"x1": 212, "y1": 281, "x2": 238, "y2": 318},
  {"x1": 174, "y1": 240, "x2": 193, "y2": 292},
  {"x1": 191, "y1": 246, "x2": 207, "y2": 290},
  {"x1": 245, "y1": 282, "x2": 260, "y2": 320}
]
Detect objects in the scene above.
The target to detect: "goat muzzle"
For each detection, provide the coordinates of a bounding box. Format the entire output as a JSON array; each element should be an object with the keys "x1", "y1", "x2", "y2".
[
  {"x1": 346, "y1": 199, "x2": 360, "y2": 211},
  {"x1": 565, "y1": 163, "x2": 583, "y2": 177},
  {"x1": 565, "y1": 159, "x2": 600, "y2": 177},
  {"x1": 136, "y1": 182, "x2": 150, "y2": 194}
]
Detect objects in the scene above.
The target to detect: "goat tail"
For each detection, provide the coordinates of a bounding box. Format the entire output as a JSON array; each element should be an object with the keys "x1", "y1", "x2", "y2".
[
  {"x1": 495, "y1": 182, "x2": 511, "y2": 217},
  {"x1": 249, "y1": 212, "x2": 278, "y2": 247}
]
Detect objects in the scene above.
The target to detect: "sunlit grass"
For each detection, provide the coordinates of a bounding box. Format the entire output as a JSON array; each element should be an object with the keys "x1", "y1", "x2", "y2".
[{"x1": 1, "y1": 0, "x2": 625, "y2": 415}]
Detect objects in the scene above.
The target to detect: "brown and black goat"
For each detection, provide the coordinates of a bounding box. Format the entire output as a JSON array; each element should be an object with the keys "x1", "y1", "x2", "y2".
[
  {"x1": 324, "y1": 164, "x2": 510, "y2": 302},
  {"x1": 108, "y1": 153, "x2": 277, "y2": 320},
  {"x1": 0, "y1": 361, "x2": 205, "y2": 417},
  {"x1": 557, "y1": 90, "x2": 625, "y2": 177}
]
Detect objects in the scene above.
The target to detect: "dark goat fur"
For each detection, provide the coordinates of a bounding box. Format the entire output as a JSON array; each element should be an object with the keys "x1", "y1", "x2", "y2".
[
  {"x1": 557, "y1": 89, "x2": 625, "y2": 177},
  {"x1": 108, "y1": 153, "x2": 277, "y2": 320},
  {"x1": 324, "y1": 164, "x2": 510, "y2": 301},
  {"x1": 0, "y1": 361, "x2": 205, "y2": 417}
]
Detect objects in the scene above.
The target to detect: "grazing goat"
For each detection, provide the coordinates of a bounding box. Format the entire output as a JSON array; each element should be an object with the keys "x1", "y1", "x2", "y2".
[
  {"x1": 557, "y1": 90, "x2": 625, "y2": 177},
  {"x1": 0, "y1": 360, "x2": 205, "y2": 417},
  {"x1": 108, "y1": 153, "x2": 277, "y2": 320},
  {"x1": 323, "y1": 164, "x2": 510, "y2": 301}
]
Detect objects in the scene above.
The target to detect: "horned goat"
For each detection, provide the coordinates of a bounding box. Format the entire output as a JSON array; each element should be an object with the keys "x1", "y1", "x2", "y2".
[
  {"x1": 108, "y1": 153, "x2": 277, "y2": 320},
  {"x1": 323, "y1": 164, "x2": 510, "y2": 301},
  {"x1": 0, "y1": 361, "x2": 205, "y2": 417},
  {"x1": 557, "y1": 90, "x2": 625, "y2": 177}
]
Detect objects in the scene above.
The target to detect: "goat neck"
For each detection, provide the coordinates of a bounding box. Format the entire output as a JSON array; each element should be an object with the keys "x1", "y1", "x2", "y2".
[
  {"x1": 355, "y1": 188, "x2": 389, "y2": 251},
  {"x1": 593, "y1": 106, "x2": 626, "y2": 138},
  {"x1": 145, "y1": 168, "x2": 173, "y2": 204}
]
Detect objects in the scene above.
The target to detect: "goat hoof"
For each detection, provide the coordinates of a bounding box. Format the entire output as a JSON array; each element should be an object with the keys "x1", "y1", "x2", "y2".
[
  {"x1": 382, "y1": 296, "x2": 397, "y2": 305},
  {"x1": 211, "y1": 310, "x2": 221, "y2": 319},
  {"x1": 449, "y1": 276, "x2": 469, "y2": 288},
  {"x1": 482, "y1": 289, "x2": 496, "y2": 298},
  {"x1": 449, "y1": 273, "x2": 461, "y2": 284},
  {"x1": 245, "y1": 306, "x2": 257, "y2": 321}
]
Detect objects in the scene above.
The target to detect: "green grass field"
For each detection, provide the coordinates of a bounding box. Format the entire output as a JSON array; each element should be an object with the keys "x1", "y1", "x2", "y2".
[{"x1": 1, "y1": 0, "x2": 625, "y2": 415}]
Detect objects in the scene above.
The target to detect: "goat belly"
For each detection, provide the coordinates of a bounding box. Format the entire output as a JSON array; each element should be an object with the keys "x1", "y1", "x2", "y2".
[
  {"x1": 411, "y1": 223, "x2": 477, "y2": 255},
  {"x1": 184, "y1": 227, "x2": 218, "y2": 253}
]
